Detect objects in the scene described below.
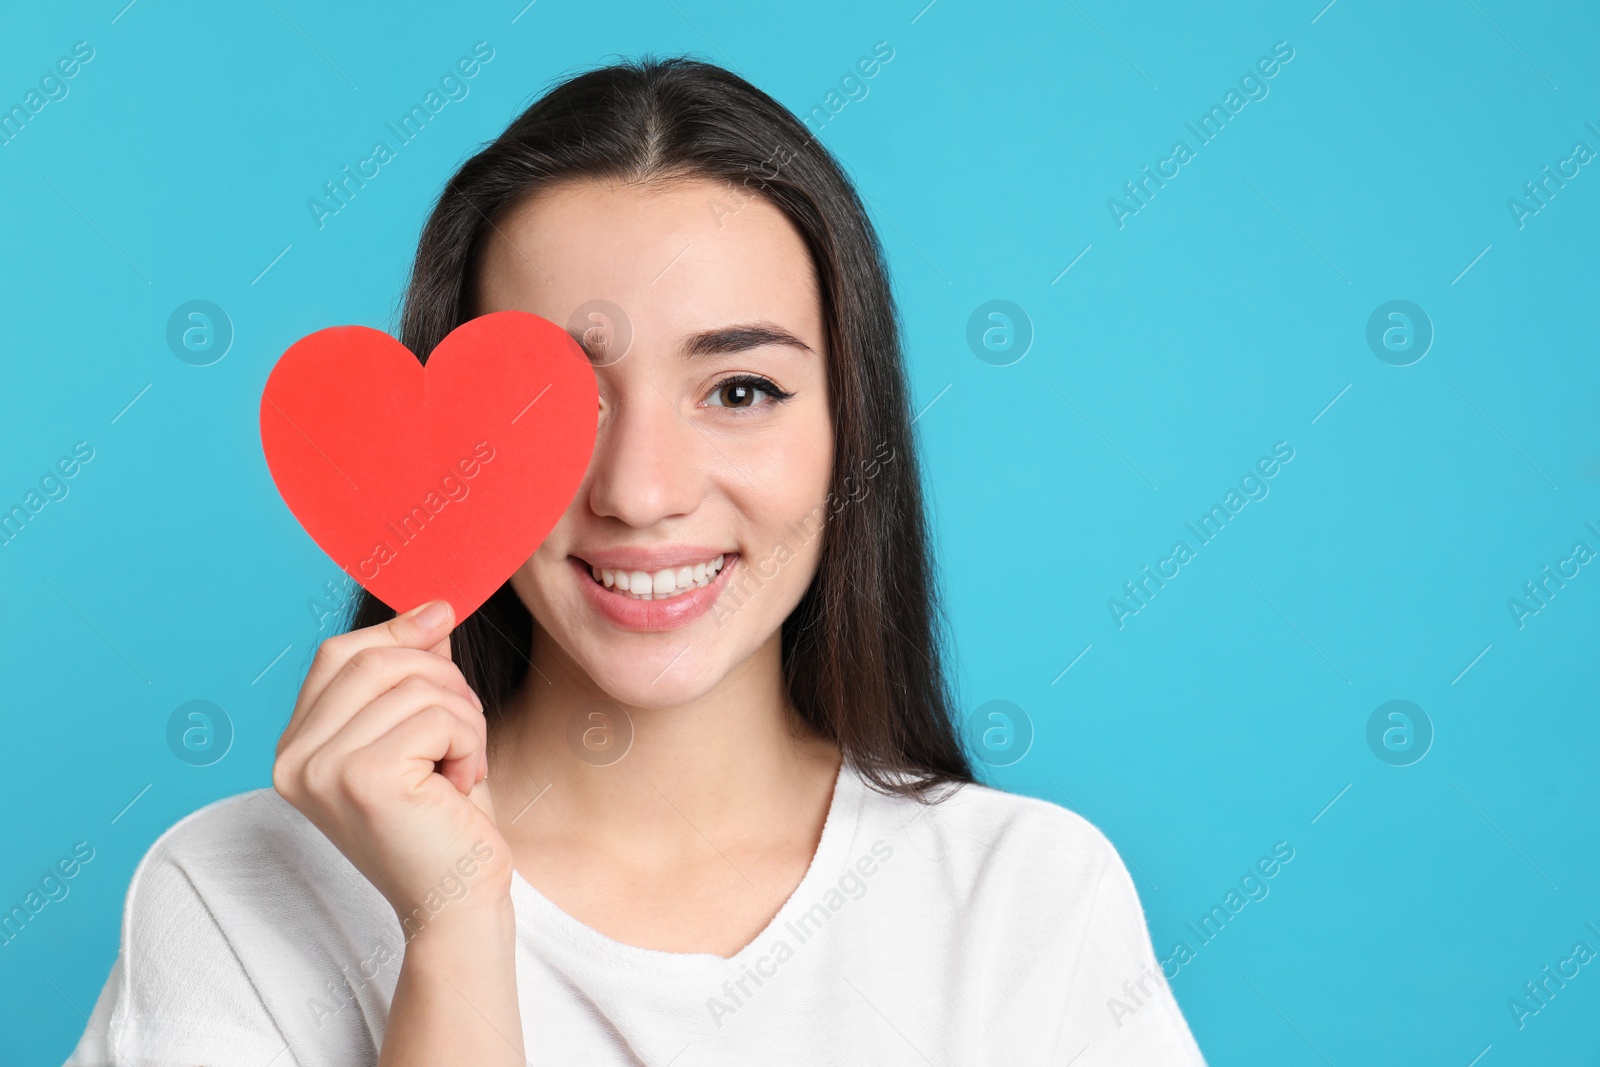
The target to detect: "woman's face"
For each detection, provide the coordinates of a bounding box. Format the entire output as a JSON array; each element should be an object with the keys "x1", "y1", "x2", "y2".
[{"x1": 477, "y1": 177, "x2": 833, "y2": 708}]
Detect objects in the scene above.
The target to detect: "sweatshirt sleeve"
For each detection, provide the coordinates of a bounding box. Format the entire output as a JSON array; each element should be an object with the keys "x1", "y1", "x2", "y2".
[
  {"x1": 61, "y1": 822, "x2": 293, "y2": 1066},
  {"x1": 1052, "y1": 843, "x2": 1207, "y2": 1067}
]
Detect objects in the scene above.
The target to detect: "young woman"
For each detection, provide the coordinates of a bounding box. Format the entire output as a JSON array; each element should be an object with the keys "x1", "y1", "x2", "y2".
[{"x1": 67, "y1": 57, "x2": 1204, "y2": 1066}]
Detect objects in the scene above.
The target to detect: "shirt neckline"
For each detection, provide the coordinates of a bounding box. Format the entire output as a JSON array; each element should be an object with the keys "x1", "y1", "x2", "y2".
[{"x1": 507, "y1": 758, "x2": 865, "y2": 975}]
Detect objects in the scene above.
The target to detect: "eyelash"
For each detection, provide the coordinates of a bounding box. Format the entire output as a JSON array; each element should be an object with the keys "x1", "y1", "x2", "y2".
[{"x1": 703, "y1": 374, "x2": 795, "y2": 411}]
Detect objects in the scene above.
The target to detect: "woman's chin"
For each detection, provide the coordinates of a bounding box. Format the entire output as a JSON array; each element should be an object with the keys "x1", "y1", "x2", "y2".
[{"x1": 575, "y1": 645, "x2": 726, "y2": 710}]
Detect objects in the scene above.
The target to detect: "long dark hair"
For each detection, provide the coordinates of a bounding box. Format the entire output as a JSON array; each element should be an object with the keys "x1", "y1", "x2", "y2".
[{"x1": 346, "y1": 54, "x2": 972, "y2": 798}]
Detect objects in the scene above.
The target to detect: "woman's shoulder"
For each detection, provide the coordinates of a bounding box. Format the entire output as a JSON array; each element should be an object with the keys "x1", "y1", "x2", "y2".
[
  {"x1": 138, "y1": 785, "x2": 297, "y2": 858},
  {"x1": 861, "y1": 771, "x2": 1120, "y2": 859},
  {"x1": 122, "y1": 786, "x2": 389, "y2": 937},
  {"x1": 938, "y1": 776, "x2": 1119, "y2": 849},
  {"x1": 853, "y1": 770, "x2": 1131, "y2": 907},
  {"x1": 134, "y1": 786, "x2": 333, "y2": 881},
  {"x1": 64, "y1": 789, "x2": 394, "y2": 1065}
]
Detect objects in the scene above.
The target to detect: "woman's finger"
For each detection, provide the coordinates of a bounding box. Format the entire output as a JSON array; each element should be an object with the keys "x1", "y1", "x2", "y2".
[
  {"x1": 350, "y1": 704, "x2": 485, "y2": 799},
  {"x1": 283, "y1": 600, "x2": 461, "y2": 742},
  {"x1": 316, "y1": 677, "x2": 486, "y2": 775},
  {"x1": 281, "y1": 645, "x2": 482, "y2": 756}
]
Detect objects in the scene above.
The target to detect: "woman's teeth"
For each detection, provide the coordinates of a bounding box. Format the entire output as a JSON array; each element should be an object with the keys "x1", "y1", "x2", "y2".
[{"x1": 590, "y1": 555, "x2": 726, "y2": 600}]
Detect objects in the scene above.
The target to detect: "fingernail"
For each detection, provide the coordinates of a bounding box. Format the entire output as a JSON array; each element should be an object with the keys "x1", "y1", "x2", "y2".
[{"x1": 413, "y1": 600, "x2": 452, "y2": 630}]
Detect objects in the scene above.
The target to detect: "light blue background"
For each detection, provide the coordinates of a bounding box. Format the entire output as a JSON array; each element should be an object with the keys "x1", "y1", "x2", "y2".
[{"x1": 3, "y1": 1, "x2": 1598, "y2": 1063}]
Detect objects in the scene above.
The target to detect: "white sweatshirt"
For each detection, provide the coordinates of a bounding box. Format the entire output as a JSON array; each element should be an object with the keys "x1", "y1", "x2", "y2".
[{"x1": 64, "y1": 763, "x2": 1206, "y2": 1066}]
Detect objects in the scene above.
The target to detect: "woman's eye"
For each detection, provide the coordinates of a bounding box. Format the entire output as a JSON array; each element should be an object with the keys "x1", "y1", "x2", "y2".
[{"x1": 705, "y1": 376, "x2": 792, "y2": 410}]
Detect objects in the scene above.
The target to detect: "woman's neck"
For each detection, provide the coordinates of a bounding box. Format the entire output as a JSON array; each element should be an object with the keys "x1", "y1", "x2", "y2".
[{"x1": 489, "y1": 628, "x2": 842, "y2": 857}]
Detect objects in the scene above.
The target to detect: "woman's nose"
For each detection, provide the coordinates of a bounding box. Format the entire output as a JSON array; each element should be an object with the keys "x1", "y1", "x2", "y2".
[{"x1": 583, "y1": 385, "x2": 709, "y2": 527}]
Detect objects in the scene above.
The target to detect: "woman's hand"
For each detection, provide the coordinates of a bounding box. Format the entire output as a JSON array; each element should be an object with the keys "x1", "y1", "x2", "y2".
[
  {"x1": 276, "y1": 600, "x2": 526, "y2": 1064},
  {"x1": 273, "y1": 600, "x2": 512, "y2": 926}
]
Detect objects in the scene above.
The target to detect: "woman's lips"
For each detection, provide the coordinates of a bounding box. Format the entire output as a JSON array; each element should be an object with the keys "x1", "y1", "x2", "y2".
[{"x1": 570, "y1": 553, "x2": 739, "y2": 632}]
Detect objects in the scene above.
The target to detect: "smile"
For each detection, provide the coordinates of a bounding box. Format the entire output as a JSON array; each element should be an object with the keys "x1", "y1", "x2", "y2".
[
  {"x1": 568, "y1": 551, "x2": 740, "y2": 633},
  {"x1": 587, "y1": 555, "x2": 726, "y2": 600}
]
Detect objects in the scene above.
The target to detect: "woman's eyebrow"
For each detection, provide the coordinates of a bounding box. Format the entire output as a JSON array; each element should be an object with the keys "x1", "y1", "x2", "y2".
[
  {"x1": 680, "y1": 321, "x2": 814, "y2": 358},
  {"x1": 564, "y1": 320, "x2": 814, "y2": 363}
]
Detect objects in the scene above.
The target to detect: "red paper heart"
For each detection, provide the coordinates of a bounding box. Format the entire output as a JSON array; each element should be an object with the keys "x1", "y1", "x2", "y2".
[{"x1": 259, "y1": 310, "x2": 597, "y2": 620}]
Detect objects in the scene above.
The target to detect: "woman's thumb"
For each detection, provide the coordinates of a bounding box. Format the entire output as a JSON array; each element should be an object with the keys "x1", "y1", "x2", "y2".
[{"x1": 388, "y1": 599, "x2": 456, "y2": 656}]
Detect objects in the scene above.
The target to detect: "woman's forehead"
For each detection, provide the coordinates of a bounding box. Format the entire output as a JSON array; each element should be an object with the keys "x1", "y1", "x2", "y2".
[{"x1": 475, "y1": 177, "x2": 823, "y2": 353}]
